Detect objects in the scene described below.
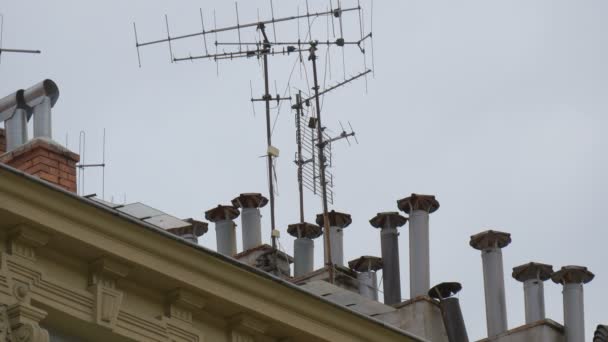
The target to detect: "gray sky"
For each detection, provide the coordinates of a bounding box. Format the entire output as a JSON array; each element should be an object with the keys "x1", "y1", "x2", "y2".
[{"x1": 1, "y1": 0, "x2": 606, "y2": 339}]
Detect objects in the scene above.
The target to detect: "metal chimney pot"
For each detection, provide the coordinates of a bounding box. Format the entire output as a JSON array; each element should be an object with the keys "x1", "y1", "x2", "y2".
[
  {"x1": 205, "y1": 205, "x2": 240, "y2": 256},
  {"x1": 429, "y1": 282, "x2": 469, "y2": 342},
  {"x1": 512, "y1": 262, "x2": 553, "y2": 324},
  {"x1": 315, "y1": 211, "x2": 352, "y2": 267},
  {"x1": 349, "y1": 256, "x2": 383, "y2": 301},
  {"x1": 397, "y1": 194, "x2": 440, "y2": 298},
  {"x1": 287, "y1": 222, "x2": 322, "y2": 277},
  {"x1": 470, "y1": 230, "x2": 511, "y2": 338},
  {"x1": 167, "y1": 218, "x2": 209, "y2": 244},
  {"x1": 0, "y1": 80, "x2": 60, "y2": 151},
  {"x1": 551, "y1": 266, "x2": 595, "y2": 342},
  {"x1": 370, "y1": 212, "x2": 407, "y2": 305},
  {"x1": 232, "y1": 193, "x2": 268, "y2": 251}
]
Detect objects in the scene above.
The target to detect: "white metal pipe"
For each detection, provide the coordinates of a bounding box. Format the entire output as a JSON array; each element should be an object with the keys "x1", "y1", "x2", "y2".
[
  {"x1": 215, "y1": 219, "x2": 236, "y2": 256},
  {"x1": 294, "y1": 237, "x2": 314, "y2": 277},
  {"x1": 563, "y1": 283, "x2": 585, "y2": 342},
  {"x1": 241, "y1": 207, "x2": 262, "y2": 250},
  {"x1": 33, "y1": 96, "x2": 52, "y2": 138},
  {"x1": 324, "y1": 226, "x2": 344, "y2": 266},
  {"x1": 481, "y1": 247, "x2": 508, "y2": 337},
  {"x1": 409, "y1": 209, "x2": 430, "y2": 298},
  {"x1": 357, "y1": 271, "x2": 378, "y2": 301},
  {"x1": 523, "y1": 279, "x2": 545, "y2": 324},
  {"x1": 5, "y1": 108, "x2": 28, "y2": 151}
]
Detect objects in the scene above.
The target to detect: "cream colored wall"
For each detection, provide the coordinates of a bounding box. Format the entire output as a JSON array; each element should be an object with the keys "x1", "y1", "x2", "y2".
[{"x1": 0, "y1": 167, "x2": 423, "y2": 342}]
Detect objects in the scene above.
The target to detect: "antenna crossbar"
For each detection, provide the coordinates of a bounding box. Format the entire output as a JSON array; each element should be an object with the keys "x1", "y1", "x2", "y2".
[
  {"x1": 136, "y1": 6, "x2": 360, "y2": 48},
  {"x1": 292, "y1": 69, "x2": 371, "y2": 109}
]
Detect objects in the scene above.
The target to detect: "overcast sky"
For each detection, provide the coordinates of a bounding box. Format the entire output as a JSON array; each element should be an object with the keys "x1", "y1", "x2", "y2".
[{"x1": 1, "y1": 0, "x2": 606, "y2": 339}]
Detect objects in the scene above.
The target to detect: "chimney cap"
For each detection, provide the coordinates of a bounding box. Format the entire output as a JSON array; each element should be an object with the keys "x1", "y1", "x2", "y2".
[
  {"x1": 397, "y1": 193, "x2": 440, "y2": 214},
  {"x1": 231, "y1": 193, "x2": 269, "y2": 209},
  {"x1": 315, "y1": 210, "x2": 352, "y2": 228},
  {"x1": 551, "y1": 265, "x2": 595, "y2": 285},
  {"x1": 287, "y1": 222, "x2": 322, "y2": 239},
  {"x1": 167, "y1": 218, "x2": 209, "y2": 237},
  {"x1": 428, "y1": 282, "x2": 462, "y2": 300},
  {"x1": 469, "y1": 230, "x2": 511, "y2": 250},
  {"x1": 205, "y1": 205, "x2": 240, "y2": 222},
  {"x1": 594, "y1": 325, "x2": 608, "y2": 342},
  {"x1": 369, "y1": 212, "x2": 407, "y2": 228},
  {"x1": 512, "y1": 262, "x2": 553, "y2": 282},
  {"x1": 348, "y1": 256, "x2": 383, "y2": 272}
]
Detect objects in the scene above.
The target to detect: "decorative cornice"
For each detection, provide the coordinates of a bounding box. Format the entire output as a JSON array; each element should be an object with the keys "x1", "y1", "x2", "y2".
[{"x1": 7, "y1": 225, "x2": 50, "y2": 262}]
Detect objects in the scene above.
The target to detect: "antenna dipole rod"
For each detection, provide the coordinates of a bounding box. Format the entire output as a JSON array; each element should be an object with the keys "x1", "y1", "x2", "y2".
[
  {"x1": 310, "y1": 43, "x2": 334, "y2": 284},
  {"x1": 0, "y1": 48, "x2": 41, "y2": 54},
  {"x1": 136, "y1": 6, "x2": 360, "y2": 48}
]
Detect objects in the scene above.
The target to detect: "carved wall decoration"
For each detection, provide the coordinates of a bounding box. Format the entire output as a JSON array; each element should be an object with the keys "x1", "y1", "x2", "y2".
[
  {"x1": 87, "y1": 257, "x2": 130, "y2": 330},
  {"x1": 7, "y1": 226, "x2": 50, "y2": 263}
]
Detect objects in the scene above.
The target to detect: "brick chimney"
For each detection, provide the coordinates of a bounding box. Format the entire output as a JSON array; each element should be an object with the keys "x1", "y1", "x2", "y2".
[
  {"x1": 0, "y1": 137, "x2": 79, "y2": 193},
  {"x1": 0, "y1": 79, "x2": 79, "y2": 193}
]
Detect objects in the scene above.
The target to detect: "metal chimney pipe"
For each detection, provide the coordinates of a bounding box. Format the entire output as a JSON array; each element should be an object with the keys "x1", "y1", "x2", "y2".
[
  {"x1": 429, "y1": 282, "x2": 469, "y2": 342},
  {"x1": 205, "y1": 205, "x2": 240, "y2": 256},
  {"x1": 24, "y1": 80, "x2": 59, "y2": 139},
  {"x1": 287, "y1": 222, "x2": 322, "y2": 277},
  {"x1": 370, "y1": 212, "x2": 407, "y2": 305},
  {"x1": 512, "y1": 262, "x2": 553, "y2": 324},
  {"x1": 231, "y1": 193, "x2": 268, "y2": 251},
  {"x1": 348, "y1": 256, "x2": 383, "y2": 301},
  {"x1": 167, "y1": 218, "x2": 208, "y2": 244},
  {"x1": 315, "y1": 210, "x2": 352, "y2": 267},
  {"x1": 551, "y1": 266, "x2": 595, "y2": 342},
  {"x1": 397, "y1": 194, "x2": 440, "y2": 298},
  {"x1": 5, "y1": 107, "x2": 28, "y2": 151},
  {"x1": 470, "y1": 230, "x2": 511, "y2": 338}
]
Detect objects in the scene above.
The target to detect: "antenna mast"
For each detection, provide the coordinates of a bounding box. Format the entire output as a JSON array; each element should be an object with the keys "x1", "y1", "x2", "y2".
[{"x1": 134, "y1": 1, "x2": 374, "y2": 283}]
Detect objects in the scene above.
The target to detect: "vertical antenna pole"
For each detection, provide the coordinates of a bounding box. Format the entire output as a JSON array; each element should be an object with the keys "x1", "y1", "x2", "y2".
[
  {"x1": 295, "y1": 91, "x2": 305, "y2": 223},
  {"x1": 260, "y1": 25, "x2": 278, "y2": 250},
  {"x1": 310, "y1": 42, "x2": 334, "y2": 284},
  {"x1": 102, "y1": 128, "x2": 106, "y2": 200}
]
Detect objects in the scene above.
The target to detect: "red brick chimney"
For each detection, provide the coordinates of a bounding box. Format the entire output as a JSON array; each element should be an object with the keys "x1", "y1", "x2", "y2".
[{"x1": 0, "y1": 137, "x2": 79, "y2": 193}]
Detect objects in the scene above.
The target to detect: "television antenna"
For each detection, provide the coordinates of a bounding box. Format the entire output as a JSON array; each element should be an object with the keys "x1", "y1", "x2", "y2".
[
  {"x1": 134, "y1": 0, "x2": 374, "y2": 283},
  {"x1": 77, "y1": 129, "x2": 107, "y2": 199},
  {"x1": 0, "y1": 15, "x2": 41, "y2": 63}
]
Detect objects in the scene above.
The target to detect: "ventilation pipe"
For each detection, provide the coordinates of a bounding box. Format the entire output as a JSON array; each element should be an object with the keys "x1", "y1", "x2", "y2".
[
  {"x1": 469, "y1": 230, "x2": 511, "y2": 338},
  {"x1": 287, "y1": 222, "x2": 322, "y2": 277},
  {"x1": 429, "y1": 282, "x2": 469, "y2": 342},
  {"x1": 167, "y1": 218, "x2": 208, "y2": 244},
  {"x1": 0, "y1": 80, "x2": 60, "y2": 152},
  {"x1": 205, "y1": 205, "x2": 240, "y2": 256},
  {"x1": 315, "y1": 210, "x2": 351, "y2": 267},
  {"x1": 0, "y1": 90, "x2": 29, "y2": 151},
  {"x1": 369, "y1": 212, "x2": 407, "y2": 305},
  {"x1": 231, "y1": 193, "x2": 268, "y2": 251},
  {"x1": 551, "y1": 266, "x2": 595, "y2": 342},
  {"x1": 348, "y1": 256, "x2": 382, "y2": 301},
  {"x1": 397, "y1": 194, "x2": 440, "y2": 298},
  {"x1": 512, "y1": 262, "x2": 553, "y2": 324},
  {"x1": 24, "y1": 80, "x2": 59, "y2": 139}
]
